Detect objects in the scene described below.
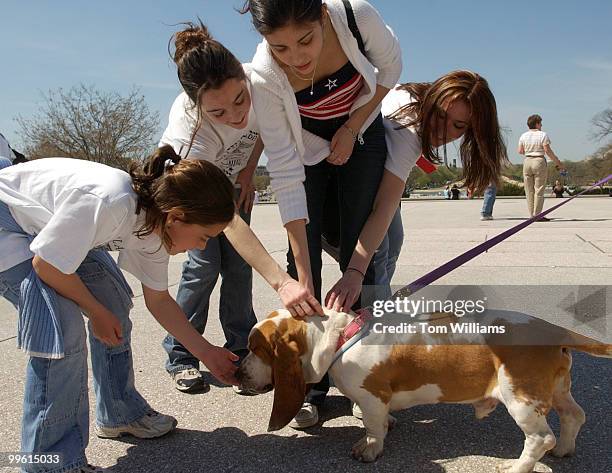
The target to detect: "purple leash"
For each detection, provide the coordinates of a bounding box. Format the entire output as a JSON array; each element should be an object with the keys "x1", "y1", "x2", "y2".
[{"x1": 392, "y1": 173, "x2": 612, "y2": 300}]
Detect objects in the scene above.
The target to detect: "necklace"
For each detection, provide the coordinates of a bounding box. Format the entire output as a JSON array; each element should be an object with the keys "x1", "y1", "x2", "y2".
[
  {"x1": 289, "y1": 61, "x2": 319, "y2": 96},
  {"x1": 287, "y1": 15, "x2": 327, "y2": 96}
]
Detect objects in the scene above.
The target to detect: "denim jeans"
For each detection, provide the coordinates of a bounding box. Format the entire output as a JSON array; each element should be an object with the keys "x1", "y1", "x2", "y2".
[
  {"x1": 162, "y1": 202, "x2": 256, "y2": 373},
  {"x1": 0, "y1": 256, "x2": 148, "y2": 473},
  {"x1": 481, "y1": 183, "x2": 497, "y2": 217},
  {"x1": 0, "y1": 157, "x2": 12, "y2": 169},
  {"x1": 287, "y1": 115, "x2": 387, "y2": 406},
  {"x1": 372, "y1": 205, "x2": 404, "y2": 299}
]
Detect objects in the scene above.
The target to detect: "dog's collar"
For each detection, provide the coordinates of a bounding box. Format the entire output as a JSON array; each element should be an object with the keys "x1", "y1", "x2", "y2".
[{"x1": 336, "y1": 308, "x2": 373, "y2": 352}]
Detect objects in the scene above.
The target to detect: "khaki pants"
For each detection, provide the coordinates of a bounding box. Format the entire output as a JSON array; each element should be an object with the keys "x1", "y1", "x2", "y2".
[{"x1": 523, "y1": 157, "x2": 548, "y2": 216}]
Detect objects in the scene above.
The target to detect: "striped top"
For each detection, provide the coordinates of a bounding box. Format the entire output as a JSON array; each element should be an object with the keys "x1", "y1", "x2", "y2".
[
  {"x1": 519, "y1": 130, "x2": 550, "y2": 157},
  {"x1": 296, "y1": 61, "x2": 363, "y2": 121}
]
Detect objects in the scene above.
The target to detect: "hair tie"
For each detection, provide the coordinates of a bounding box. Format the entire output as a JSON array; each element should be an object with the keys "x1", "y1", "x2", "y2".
[{"x1": 164, "y1": 159, "x2": 175, "y2": 170}]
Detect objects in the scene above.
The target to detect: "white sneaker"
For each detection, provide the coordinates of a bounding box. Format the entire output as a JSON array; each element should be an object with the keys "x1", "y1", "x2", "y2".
[
  {"x1": 67, "y1": 465, "x2": 114, "y2": 473},
  {"x1": 95, "y1": 409, "x2": 177, "y2": 439},
  {"x1": 288, "y1": 402, "x2": 319, "y2": 429},
  {"x1": 352, "y1": 402, "x2": 363, "y2": 419},
  {"x1": 172, "y1": 368, "x2": 208, "y2": 393},
  {"x1": 480, "y1": 215, "x2": 493, "y2": 221}
]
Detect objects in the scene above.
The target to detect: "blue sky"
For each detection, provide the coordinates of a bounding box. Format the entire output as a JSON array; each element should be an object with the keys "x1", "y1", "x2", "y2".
[{"x1": 1, "y1": 0, "x2": 611, "y2": 164}]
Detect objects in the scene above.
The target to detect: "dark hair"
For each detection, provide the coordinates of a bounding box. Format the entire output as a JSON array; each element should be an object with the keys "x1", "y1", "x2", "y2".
[
  {"x1": 390, "y1": 70, "x2": 509, "y2": 193},
  {"x1": 527, "y1": 114, "x2": 542, "y2": 129},
  {"x1": 169, "y1": 20, "x2": 245, "y2": 157},
  {"x1": 240, "y1": 0, "x2": 324, "y2": 35},
  {"x1": 129, "y1": 145, "x2": 235, "y2": 249},
  {"x1": 171, "y1": 21, "x2": 245, "y2": 103}
]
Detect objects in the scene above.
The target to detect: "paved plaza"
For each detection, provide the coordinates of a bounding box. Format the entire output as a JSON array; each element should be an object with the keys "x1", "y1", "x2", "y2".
[{"x1": 1, "y1": 196, "x2": 611, "y2": 472}]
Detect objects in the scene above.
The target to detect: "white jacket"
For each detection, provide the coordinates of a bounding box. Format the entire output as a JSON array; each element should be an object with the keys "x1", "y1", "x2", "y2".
[{"x1": 249, "y1": 0, "x2": 402, "y2": 224}]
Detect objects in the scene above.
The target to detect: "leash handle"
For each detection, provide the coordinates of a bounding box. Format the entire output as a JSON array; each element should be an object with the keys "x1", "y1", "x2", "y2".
[{"x1": 392, "y1": 173, "x2": 612, "y2": 300}]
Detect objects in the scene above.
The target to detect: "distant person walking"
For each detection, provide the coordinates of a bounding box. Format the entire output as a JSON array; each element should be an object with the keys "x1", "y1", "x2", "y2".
[
  {"x1": 518, "y1": 114, "x2": 565, "y2": 221},
  {"x1": 480, "y1": 182, "x2": 497, "y2": 220}
]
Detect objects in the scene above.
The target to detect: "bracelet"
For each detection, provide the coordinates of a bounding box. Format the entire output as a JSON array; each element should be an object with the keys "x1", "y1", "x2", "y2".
[
  {"x1": 342, "y1": 123, "x2": 358, "y2": 141},
  {"x1": 346, "y1": 267, "x2": 365, "y2": 279}
]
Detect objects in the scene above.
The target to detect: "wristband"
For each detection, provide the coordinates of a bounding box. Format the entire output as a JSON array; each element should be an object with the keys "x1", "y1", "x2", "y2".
[{"x1": 346, "y1": 267, "x2": 365, "y2": 279}]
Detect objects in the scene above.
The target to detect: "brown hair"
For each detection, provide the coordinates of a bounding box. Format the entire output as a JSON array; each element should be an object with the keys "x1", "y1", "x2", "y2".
[
  {"x1": 390, "y1": 70, "x2": 509, "y2": 193},
  {"x1": 129, "y1": 145, "x2": 235, "y2": 249},
  {"x1": 527, "y1": 114, "x2": 542, "y2": 129},
  {"x1": 169, "y1": 21, "x2": 246, "y2": 155}
]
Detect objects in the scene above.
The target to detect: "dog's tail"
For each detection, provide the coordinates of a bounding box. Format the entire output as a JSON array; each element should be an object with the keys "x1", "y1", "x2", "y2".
[{"x1": 566, "y1": 344, "x2": 612, "y2": 358}]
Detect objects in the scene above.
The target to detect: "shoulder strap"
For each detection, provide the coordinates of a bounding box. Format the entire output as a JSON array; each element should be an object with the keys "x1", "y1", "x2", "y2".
[{"x1": 341, "y1": 0, "x2": 366, "y2": 55}]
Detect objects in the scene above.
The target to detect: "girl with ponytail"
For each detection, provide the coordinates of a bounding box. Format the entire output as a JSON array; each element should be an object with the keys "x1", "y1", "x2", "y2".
[
  {"x1": 0, "y1": 145, "x2": 319, "y2": 472},
  {"x1": 158, "y1": 21, "x2": 287, "y2": 394}
]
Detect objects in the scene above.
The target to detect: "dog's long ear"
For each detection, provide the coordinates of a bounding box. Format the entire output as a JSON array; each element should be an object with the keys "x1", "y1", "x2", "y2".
[{"x1": 268, "y1": 336, "x2": 307, "y2": 432}]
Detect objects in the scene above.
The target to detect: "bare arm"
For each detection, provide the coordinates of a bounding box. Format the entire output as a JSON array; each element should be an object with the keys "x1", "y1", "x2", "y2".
[
  {"x1": 222, "y1": 213, "x2": 322, "y2": 316},
  {"x1": 325, "y1": 170, "x2": 405, "y2": 311},
  {"x1": 518, "y1": 142, "x2": 525, "y2": 155},
  {"x1": 142, "y1": 286, "x2": 238, "y2": 384},
  {"x1": 32, "y1": 255, "x2": 123, "y2": 345},
  {"x1": 544, "y1": 143, "x2": 564, "y2": 169}
]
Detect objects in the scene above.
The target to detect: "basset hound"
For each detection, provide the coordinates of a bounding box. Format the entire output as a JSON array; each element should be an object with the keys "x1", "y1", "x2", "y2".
[{"x1": 236, "y1": 308, "x2": 611, "y2": 473}]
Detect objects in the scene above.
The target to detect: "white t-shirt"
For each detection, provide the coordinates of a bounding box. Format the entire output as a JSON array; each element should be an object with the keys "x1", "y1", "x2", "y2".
[
  {"x1": 0, "y1": 133, "x2": 16, "y2": 162},
  {"x1": 159, "y1": 74, "x2": 260, "y2": 184},
  {"x1": 0, "y1": 158, "x2": 169, "y2": 290},
  {"x1": 519, "y1": 130, "x2": 550, "y2": 157},
  {"x1": 381, "y1": 86, "x2": 422, "y2": 182}
]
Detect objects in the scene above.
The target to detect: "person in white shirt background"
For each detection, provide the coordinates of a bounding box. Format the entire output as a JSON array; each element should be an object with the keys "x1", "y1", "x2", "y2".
[
  {"x1": 0, "y1": 146, "x2": 319, "y2": 473},
  {"x1": 242, "y1": 0, "x2": 401, "y2": 429},
  {"x1": 518, "y1": 114, "x2": 566, "y2": 220},
  {"x1": 158, "y1": 22, "x2": 301, "y2": 394}
]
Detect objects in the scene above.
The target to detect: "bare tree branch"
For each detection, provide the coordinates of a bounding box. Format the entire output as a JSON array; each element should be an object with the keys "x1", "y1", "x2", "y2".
[{"x1": 16, "y1": 84, "x2": 159, "y2": 170}]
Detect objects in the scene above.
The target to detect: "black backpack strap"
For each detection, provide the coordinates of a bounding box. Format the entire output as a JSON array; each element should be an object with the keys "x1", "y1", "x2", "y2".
[{"x1": 341, "y1": 0, "x2": 366, "y2": 55}]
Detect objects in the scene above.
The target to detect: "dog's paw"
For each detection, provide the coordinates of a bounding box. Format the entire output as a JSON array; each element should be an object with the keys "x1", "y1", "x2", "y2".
[
  {"x1": 550, "y1": 443, "x2": 575, "y2": 458},
  {"x1": 351, "y1": 435, "x2": 384, "y2": 463},
  {"x1": 495, "y1": 459, "x2": 534, "y2": 473}
]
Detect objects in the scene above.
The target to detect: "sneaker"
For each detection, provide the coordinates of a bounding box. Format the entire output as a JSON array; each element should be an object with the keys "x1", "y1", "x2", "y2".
[
  {"x1": 480, "y1": 215, "x2": 493, "y2": 221},
  {"x1": 352, "y1": 402, "x2": 363, "y2": 419},
  {"x1": 67, "y1": 464, "x2": 113, "y2": 473},
  {"x1": 172, "y1": 368, "x2": 209, "y2": 393},
  {"x1": 288, "y1": 402, "x2": 319, "y2": 429},
  {"x1": 95, "y1": 409, "x2": 178, "y2": 439}
]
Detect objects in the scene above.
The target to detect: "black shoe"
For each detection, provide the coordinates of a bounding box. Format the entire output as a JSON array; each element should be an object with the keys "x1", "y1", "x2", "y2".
[
  {"x1": 172, "y1": 368, "x2": 209, "y2": 393},
  {"x1": 537, "y1": 216, "x2": 551, "y2": 222}
]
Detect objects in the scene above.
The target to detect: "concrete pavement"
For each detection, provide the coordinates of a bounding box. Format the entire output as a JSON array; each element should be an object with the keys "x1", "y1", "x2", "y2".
[{"x1": 1, "y1": 196, "x2": 611, "y2": 472}]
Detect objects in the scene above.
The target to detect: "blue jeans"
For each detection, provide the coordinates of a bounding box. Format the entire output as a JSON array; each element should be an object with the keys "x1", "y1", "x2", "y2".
[
  {"x1": 0, "y1": 258, "x2": 149, "y2": 473},
  {"x1": 481, "y1": 184, "x2": 497, "y2": 217},
  {"x1": 372, "y1": 205, "x2": 404, "y2": 299},
  {"x1": 162, "y1": 204, "x2": 256, "y2": 373},
  {"x1": 0, "y1": 256, "x2": 149, "y2": 473},
  {"x1": 0, "y1": 157, "x2": 12, "y2": 169}
]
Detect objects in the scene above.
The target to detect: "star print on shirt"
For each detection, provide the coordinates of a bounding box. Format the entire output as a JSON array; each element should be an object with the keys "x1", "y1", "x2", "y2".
[{"x1": 325, "y1": 78, "x2": 338, "y2": 91}]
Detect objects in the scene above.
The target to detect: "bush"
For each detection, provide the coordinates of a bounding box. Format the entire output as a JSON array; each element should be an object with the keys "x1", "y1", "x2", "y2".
[{"x1": 497, "y1": 183, "x2": 525, "y2": 196}]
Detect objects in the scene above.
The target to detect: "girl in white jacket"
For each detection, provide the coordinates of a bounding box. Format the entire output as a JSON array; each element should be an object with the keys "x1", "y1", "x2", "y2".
[{"x1": 242, "y1": 0, "x2": 401, "y2": 428}]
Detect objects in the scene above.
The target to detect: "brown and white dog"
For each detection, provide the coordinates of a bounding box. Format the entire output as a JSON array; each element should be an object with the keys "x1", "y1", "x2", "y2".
[{"x1": 236, "y1": 308, "x2": 611, "y2": 473}]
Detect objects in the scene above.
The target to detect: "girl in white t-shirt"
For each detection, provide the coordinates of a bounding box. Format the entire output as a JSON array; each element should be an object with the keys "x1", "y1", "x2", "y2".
[
  {"x1": 158, "y1": 22, "x2": 271, "y2": 394},
  {"x1": 0, "y1": 146, "x2": 320, "y2": 473},
  {"x1": 326, "y1": 70, "x2": 510, "y2": 311}
]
